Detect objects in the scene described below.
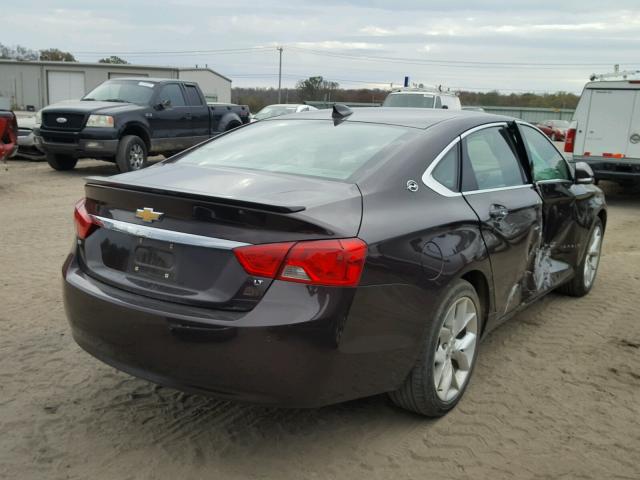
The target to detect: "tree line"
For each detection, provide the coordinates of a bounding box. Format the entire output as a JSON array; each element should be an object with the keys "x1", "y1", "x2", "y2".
[
  {"x1": 233, "y1": 76, "x2": 580, "y2": 112},
  {"x1": 0, "y1": 43, "x2": 128, "y2": 64}
]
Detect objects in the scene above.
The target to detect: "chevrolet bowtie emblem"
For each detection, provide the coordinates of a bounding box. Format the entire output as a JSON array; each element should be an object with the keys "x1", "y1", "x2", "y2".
[{"x1": 135, "y1": 207, "x2": 164, "y2": 223}]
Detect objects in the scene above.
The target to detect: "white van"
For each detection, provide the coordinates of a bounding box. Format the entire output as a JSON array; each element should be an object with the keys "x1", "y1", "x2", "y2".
[
  {"x1": 382, "y1": 88, "x2": 462, "y2": 110},
  {"x1": 565, "y1": 80, "x2": 640, "y2": 184}
]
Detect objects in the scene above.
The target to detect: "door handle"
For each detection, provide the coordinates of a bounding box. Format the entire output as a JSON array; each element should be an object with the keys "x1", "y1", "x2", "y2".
[
  {"x1": 489, "y1": 204, "x2": 509, "y2": 219},
  {"x1": 184, "y1": 113, "x2": 192, "y2": 120}
]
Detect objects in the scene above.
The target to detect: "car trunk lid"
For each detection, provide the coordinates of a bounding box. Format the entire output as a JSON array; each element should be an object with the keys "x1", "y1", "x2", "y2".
[{"x1": 79, "y1": 164, "x2": 362, "y2": 311}]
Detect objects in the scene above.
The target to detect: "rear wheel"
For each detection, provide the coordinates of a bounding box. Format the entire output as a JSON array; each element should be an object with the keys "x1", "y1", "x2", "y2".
[
  {"x1": 389, "y1": 280, "x2": 481, "y2": 417},
  {"x1": 116, "y1": 135, "x2": 147, "y2": 172},
  {"x1": 46, "y1": 152, "x2": 77, "y2": 171},
  {"x1": 557, "y1": 218, "x2": 603, "y2": 297}
]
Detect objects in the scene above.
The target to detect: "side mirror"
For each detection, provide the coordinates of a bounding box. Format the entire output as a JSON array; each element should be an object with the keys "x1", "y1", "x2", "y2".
[
  {"x1": 155, "y1": 99, "x2": 171, "y2": 110},
  {"x1": 574, "y1": 161, "x2": 595, "y2": 184}
]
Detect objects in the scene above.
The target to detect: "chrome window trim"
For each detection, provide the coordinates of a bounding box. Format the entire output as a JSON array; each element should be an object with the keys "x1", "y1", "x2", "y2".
[
  {"x1": 460, "y1": 121, "x2": 508, "y2": 139},
  {"x1": 516, "y1": 121, "x2": 575, "y2": 182},
  {"x1": 91, "y1": 216, "x2": 250, "y2": 249},
  {"x1": 463, "y1": 184, "x2": 535, "y2": 196},
  {"x1": 421, "y1": 137, "x2": 462, "y2": 197},
  {"x1": 423, "y1": 122, "x2": 531, "y2": 197}
]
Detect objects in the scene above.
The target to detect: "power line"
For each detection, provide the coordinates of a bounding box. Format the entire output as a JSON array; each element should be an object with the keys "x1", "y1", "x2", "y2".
[
  {"x1": 286, "y1": 46, "x2": 638, "y2": 70},
  {"x1": 71, "y1": 44, "x2": 638, "y2": 69}
]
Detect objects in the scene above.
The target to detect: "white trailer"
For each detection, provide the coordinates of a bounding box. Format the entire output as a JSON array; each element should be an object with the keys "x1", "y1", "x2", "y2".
[{"x1": 566, "y1": 79, "x2": 640, "y2": 184}]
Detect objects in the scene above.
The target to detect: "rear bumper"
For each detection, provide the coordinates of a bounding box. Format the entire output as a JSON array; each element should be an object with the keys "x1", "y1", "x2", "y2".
[
  {"x1": 17, "y1": 130, "x2": 45, "y2": 160},
  {"x1": 63, "y1": 255, "x2": 425, "y2": 407},
  {"x1": 572, "y1": 156, "x2": 640, "y2": 181}
]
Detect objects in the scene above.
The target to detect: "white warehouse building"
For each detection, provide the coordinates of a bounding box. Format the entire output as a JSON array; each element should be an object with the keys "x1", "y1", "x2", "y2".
[{"x1": 0, "y1": 60, "x2": 232, "y2": 110}]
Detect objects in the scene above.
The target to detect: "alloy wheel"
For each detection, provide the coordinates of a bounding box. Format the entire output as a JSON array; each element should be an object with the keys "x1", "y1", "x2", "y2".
[
  {"x1": 583, "y1": 224, "x2": 602, "y2": 289},
  {"x1": 433, "y1": 296, "x2": 479, "y2": 402},
  {"x1": 129, "y1": 144, "x2": 145, "y2": 170}
]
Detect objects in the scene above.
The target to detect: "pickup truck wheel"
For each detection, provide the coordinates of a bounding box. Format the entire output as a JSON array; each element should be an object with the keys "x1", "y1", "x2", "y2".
[
  {"x1": 116, "y1": 135, "x2": 148, "y2": 172},
  {"x1": 46, "y1": 153, "x2": 77, "y2": 171}
]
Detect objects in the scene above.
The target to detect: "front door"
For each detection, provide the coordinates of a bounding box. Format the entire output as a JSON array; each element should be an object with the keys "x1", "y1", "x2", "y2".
[
  {"x1": 148, "y1": 83, "x2": 192, "y2": 152},
  {"x1": 518, "y1": 124, "x2": 579, "y2": 289},
  {"x1": 460, "y1": 124, "x2": 543, "y2": 316}
]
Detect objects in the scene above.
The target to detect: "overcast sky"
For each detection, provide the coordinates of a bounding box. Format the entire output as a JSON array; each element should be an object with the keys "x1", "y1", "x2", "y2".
[{"x1": 5, "y1": 0, "x2": 640, "y2": 93}]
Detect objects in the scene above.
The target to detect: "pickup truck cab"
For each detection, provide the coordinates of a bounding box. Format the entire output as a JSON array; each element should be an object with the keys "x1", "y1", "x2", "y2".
[{"x1": 35, "y1": 78, "x2": 250, "y2": 172}]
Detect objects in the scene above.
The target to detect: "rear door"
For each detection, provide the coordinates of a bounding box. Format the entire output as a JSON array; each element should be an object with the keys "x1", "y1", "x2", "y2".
[
  {"x1": 460, "y1": 123, "x2": 543, "y2": 315},
  {"x1": 584, "y1": 89, "x2": 636, "y2": 157},
  {"x1": 625, "y1": 91, "x2": 640, "y2": 159},
  {"x1": 183, "y1": 84, "x2": 210, "y2": 143}
]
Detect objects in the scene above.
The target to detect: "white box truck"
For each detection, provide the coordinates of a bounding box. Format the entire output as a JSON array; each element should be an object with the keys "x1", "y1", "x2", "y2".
[{"x1": 565, "y1": 79, "x2": 640, "y2": 185}]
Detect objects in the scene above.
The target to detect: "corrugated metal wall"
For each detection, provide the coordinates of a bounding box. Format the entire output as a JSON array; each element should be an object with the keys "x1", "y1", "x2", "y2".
[{"x1": 480, "y1": 106, "x2": 575, "y2": 122}]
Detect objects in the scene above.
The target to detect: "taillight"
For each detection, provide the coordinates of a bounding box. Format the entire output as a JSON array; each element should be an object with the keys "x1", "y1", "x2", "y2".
[
  {"x1": 73, "y1": 198, "x2": 98, "y2": 239},
  {"x1": 233, "y1": 242, "x2": 294, "y2": 277},
  {"x1": 564, "y1": 127, "x2": 576, "y2": 153},
  {"x1": 234, "y1": 238, "x2": 368, "y2": 287},
  {"x1": 9, "y1": 115, "x2": 17, "y2": 143}
]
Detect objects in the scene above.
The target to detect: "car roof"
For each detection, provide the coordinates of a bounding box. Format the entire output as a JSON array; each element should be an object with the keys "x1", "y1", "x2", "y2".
[
  {"x1": 388, "y1": 89, "x2": 458, "y2": 97},
  {"x1": 105, "y1": 77, "x2": 188, "y2": 84},
  {"x1": 273, "y1": 107, "x2": 513, "y2": 130}
]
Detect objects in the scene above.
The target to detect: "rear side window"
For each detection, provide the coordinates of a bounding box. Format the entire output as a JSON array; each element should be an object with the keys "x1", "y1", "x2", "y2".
[
  {"x1": 184, "y1": 85, "x2": 203, "y2": 106},
  {"x1": 177, "y1": 120, "x2": 415, "y2": 181},
  {"x1": 520, "y1": 125, "x2": 571, "y2": 181},
  {"x1": 432, "y1": 146, "x2": 459, "y2": 191},
  {"x1": 462, "y1": 126, "x2": 526, "y2": 191},
  {"x1": 157, "y1": 84, "x2": 186, "y2": 107}
]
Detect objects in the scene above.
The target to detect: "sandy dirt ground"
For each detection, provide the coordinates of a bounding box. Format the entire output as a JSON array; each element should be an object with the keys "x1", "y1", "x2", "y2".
[{"x1": 1, "y1": 159, "x2": 639, "y2": 480}]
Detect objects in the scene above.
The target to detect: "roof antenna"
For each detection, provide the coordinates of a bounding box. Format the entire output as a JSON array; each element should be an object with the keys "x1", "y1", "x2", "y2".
[{"x1": 332, "y1": 104, "x2": 353, "y2": 125}]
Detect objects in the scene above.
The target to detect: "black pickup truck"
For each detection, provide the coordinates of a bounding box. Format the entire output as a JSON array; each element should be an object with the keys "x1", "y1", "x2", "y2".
[{"x1": 35, "y1": 78, "x2": 250, "y2": 172}]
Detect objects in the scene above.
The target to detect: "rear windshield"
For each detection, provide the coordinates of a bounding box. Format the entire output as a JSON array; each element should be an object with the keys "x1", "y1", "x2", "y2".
[
  {"x1": 383, "y1": 93, "x2": 435, "y2": 108},
  {"x1": 176, "y1": 120, "x2": 414, "y2": 180}
]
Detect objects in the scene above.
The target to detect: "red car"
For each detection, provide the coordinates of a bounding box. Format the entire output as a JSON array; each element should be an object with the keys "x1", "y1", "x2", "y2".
[
  {"x1": 0, "y1": 110, "x2": 18, "y2": 160},
  {"x1": 535, "y1": 119, "x2": 570, "y2": 142}
]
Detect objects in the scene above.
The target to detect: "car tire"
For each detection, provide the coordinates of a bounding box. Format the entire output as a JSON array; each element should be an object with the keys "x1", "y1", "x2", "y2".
[
  {"x1": 389, "y1": 279, "x2": 481, "y2": 417},
  {"x1": 46, "y1": 152, "x2": 78, "y2": 171},
  {"x1": 557, "y1": 218, "x2": 603, "y2": 297},
  {"x1": 116, "y1": 135, "x2": 148, "y2": 172}
]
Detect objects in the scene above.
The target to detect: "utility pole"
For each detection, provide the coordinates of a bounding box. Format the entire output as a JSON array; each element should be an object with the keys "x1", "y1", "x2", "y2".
[{"x1": 277, "y1": 46, "x2": 283, "y2": 103}]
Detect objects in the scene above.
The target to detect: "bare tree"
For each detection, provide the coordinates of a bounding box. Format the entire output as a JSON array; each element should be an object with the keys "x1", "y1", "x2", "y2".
[
  {"x1": 98, "y1": 56, "x2": 129, "y2": 64},
  {"x1": 296, "y1": 76, "x2": 340, "y2": 102},
  {"x1": 0, "y1": 43, "x2": 39, "y2": 61},
  {"x1": 39, "y1": 49, "x2": 76, "y2": 62}
]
